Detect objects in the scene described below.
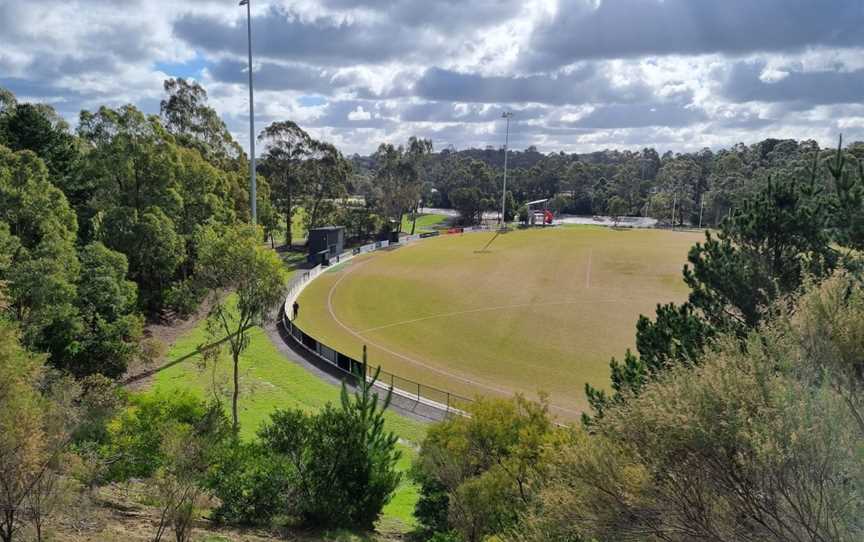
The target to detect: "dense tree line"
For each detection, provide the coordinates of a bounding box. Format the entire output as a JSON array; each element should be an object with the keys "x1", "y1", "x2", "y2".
[
  {"x1": 0, "y1": 80, "x2": 297, "y2": 380},
  {"x1": 0, "y1": 79, "x2": 406, "y2": 541},
  {"x1": 350, "y1": 138, "x2": 864, "y2": 227}
]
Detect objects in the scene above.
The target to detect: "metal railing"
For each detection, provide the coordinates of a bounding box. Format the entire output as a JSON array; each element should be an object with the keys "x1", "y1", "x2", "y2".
[
  {"x1": 279, "y1": 230, "x2": 496, "y2": 417},
  {"x1": 281, "y1": 312, "x2": 474, "y2": 415}
]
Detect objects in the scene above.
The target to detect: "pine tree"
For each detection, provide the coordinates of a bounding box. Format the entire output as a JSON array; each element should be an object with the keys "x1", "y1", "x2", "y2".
[
  {"x1": 587, "y1": 153, "x2": 837, "y2": 423},
  {"x1": 338, "y1": 346, "x2": 401, "y2": 528}
]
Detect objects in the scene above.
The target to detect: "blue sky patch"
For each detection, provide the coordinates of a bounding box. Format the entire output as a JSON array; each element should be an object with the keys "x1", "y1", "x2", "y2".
[
  {"x1": 155, "y1": 55, "x2": 209, "y2": 79},
  {"x1": 298, "y1": 95, "x2": 327, "y2": 107}
]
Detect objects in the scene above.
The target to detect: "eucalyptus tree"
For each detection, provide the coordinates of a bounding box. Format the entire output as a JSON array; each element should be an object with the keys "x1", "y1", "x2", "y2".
[
  {"x1": 302, "y1": 140, "x2": 351, "y2": 233},
  {"x1": 257, "y1": 121, "x2": 315, "y2": 247},
  {"x1": 160, "y1": 78, "x2": 243, "y2": 170},
  {"x1": 0, "y1": 145, "x2": 143, "y2": 378},
  {"x1": 373, "y1": 137, "x2": 432, "y2": 233},
  {"x1": 197, "y1": 225, "x2": 287, "y2": 433}
]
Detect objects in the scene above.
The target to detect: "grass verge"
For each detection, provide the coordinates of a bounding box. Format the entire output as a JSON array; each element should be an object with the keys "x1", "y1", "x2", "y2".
[
  {"x1": 400, "y1": 213, "x2": 449, "y2": 233},
  {"x1": 151, "y1": 294, "x2": 426, "y2": 532}
]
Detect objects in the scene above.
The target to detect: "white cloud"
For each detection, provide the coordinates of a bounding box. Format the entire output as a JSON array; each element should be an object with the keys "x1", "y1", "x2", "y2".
[
  {"x1": 347, "y1": 105, "x2": 372, "y2": 121},
  {"x1": 1, "y1": 0, "x2": 863, "y2": 156}
]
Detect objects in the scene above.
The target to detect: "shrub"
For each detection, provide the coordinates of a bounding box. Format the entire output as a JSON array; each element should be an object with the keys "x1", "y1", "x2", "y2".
[
  {"x1": 259, "y1": 400, "x2": 401, "y2": 529},
  {"x1": 205, "y1": 367, "x2": 402, "y2": 531},
  {"x1": 205, "y1": 441, "x2": 292, "y2": 526},
  {"x1": 514, "y1": 288, "x2": 864, "y2": 542},
  {"x1": 150, "y1": 404, "x2": 231, "y2": 542},
  {"x1": 412, "y1": 396, "x2": 556, "y2": 542},
  {"x1": 102, "y1": 391, "x2": 212, "y2": 481},
  {"x1": 164, "y1": 278, "x2": 207, "y2": 317},
  {"x1": 410, "y1": 466, "x2": 450, "y2": 538}
]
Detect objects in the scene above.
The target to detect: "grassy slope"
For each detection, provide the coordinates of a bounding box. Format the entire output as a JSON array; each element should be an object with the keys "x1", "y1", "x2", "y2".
[
  {"x1": 151, "y1": 296, "x2": 425, "y2": 531},
  {"x1": 295, "y1": 227, "x2": 704, "y2": 420},
  {"x1": 400, "y1": 213, "x2": 448, "y2": 233}
]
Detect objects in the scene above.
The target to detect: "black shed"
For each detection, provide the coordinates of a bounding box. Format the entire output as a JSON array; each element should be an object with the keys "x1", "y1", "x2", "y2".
[{"x1": 307, "y1": 226, "x2": 345, "y2": 265}]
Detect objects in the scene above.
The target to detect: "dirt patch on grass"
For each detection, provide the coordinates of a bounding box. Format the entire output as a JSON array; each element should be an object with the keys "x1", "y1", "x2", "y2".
[
  {"x1": 50, "y1": 482, "x2": 405, "y2": 542},
  {"x1": 123, "y1": 295, "x2": 220, "y2": 392}
]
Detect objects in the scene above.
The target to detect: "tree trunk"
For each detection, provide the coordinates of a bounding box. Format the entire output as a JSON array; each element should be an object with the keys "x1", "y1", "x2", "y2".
[
  {"x1": 410, "y1": 204, "x2": 418, "y2": 235},
  {"x1": 1, "y1": 509, "x2": 15, "y2": 542},
  {"x1": 232, "y1": 352, "x2": 240, "y2": 433},
  {"x1": 285, "y1": 187, "x2": 293, "y2": 249}
]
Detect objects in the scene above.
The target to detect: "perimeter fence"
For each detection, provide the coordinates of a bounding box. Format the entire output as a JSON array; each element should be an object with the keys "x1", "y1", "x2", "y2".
[{"x1": 279, "y1": 228, "x2": 496, "y2": 416}]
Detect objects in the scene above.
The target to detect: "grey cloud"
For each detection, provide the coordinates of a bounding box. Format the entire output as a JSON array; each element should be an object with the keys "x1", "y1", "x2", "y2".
[
  {"x1": 398, "y1": 102, "x2": 548, "y2": 123},
  {"x1": 319, "y1": 0, "x2": 523, "y2": 31},
  {"x1": 557, "y1": 102, "x2": 708, "y2": 129},
  {"x1": 525, "y1": 0, "x2": 864, "y2": 69},
  {"x1": 308, "y1": 100, "x2": 398, "y2": 129},
  {"x1": 174, "y1": 6, "x2": 436, "y2": 66},
  {"x1": 207, "y1": 59, "x2": 354, "y2": 93},
  {"x1": 413, "y1": 66, "x2": 650, "y2": 106},
  {"x1": 722, "y1": 61, "x2": 864, "y2": 105},
  {"x1": 0, "y1": 78, "x2": 80, "y2": 105}
]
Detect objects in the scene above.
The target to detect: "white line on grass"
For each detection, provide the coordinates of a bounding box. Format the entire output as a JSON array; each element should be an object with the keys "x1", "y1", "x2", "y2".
[
  {"x1": 325, "y1": 260, "x2": 584, "y2": 417},
  {"x1": 356, "y1": 298, "x2": 622, "y2": 335}
]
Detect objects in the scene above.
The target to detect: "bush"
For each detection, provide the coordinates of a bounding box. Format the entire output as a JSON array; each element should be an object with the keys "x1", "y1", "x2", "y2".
[
  {"x1": 514, "y1": 280, "x2": 864, "y2": 542},
  {"x1": 206, "y1": 441, "x2": 293, "y2": 526},
  {"x1": 164, "y1": 278, "x2": 207, "y2": 317},
  {"x1": 259, "y1": 398, "x2": 401, "y2": 529},
  {"x1": 427, "y1": 532, "x2": 464, "y2": 542},
  {"x1": 413, "y1": 396, "x2": 557, "y2": 542},
  {"x1": 150, "y1": 404, "x2": 231, "y2": 542},
  {"x1": 102, "y1": 391, "x2": 213, "y2": 481},
  {"x1": 205, "y1": 369, "x2": 402, "y2": 530},
  {"x1": 411, "y1": 466, "x2": 450, "y2": 538}
]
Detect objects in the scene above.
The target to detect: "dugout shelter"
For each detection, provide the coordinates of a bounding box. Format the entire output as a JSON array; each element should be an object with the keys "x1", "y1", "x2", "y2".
[{"x1": 307, "y1": 226, "x2": 345, "y2": 265}]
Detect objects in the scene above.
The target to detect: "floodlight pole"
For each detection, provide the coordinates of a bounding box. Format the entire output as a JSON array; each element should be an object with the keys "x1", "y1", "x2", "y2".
[
  {"x1": 501, "y1": 112, "x2": 513, "y2": 229},
  {"x1": 241, "y1": 0, "x2": 257, "y2": 224},
  {"x1": 671, "y1": 194, "x2": 677, "y2": 231},
  {"x1": 698, "y1": 198, "x2": 704, "y2": 229}
]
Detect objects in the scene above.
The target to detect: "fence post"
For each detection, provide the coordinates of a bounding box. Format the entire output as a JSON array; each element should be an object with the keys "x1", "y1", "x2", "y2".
[
  {"x1": 391, "y1": 372, "x2": 394, "y2": 391},
  {"x1": 446, "y1": 392, "x2": 450, "y2": 413},
  {"x1": 417, "y1": 382, "x2": 421, "y2": 401},
  {"x1": 362, "y1": 345, "x2": 368, "y2": 385}
]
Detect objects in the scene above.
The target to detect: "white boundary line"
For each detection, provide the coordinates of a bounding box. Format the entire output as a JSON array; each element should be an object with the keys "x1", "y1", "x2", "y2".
[{"x1": 357, "y1": 298, "x2": 621, "y2": 335}]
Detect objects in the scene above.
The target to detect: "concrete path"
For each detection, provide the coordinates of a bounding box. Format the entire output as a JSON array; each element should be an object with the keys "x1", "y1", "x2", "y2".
[{"x1": 263, "y1": 319, "x2": 446, "y2": 424}]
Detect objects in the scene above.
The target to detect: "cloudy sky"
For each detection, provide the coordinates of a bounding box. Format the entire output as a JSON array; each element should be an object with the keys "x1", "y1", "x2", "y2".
[{"x1": 2, "y1": 0, "x2": 863, "y2": 155}]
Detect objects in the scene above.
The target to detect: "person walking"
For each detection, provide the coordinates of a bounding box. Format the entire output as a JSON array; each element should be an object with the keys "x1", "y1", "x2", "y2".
[{"x1": 292, "y1": 300, "x2": 300, "y2": 320}]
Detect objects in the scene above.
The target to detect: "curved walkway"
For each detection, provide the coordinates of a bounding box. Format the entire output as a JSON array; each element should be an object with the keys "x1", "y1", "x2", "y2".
[{"x1": 263, "y1": 318, "x2": 448, "y2": 423}]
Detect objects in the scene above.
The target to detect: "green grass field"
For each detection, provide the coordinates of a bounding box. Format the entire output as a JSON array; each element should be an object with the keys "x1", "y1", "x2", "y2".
[
  {"x1": 400, "y1": 213, "x2": 449, "y2": 233},
  {"x1": 151, "y1": 296, "x2": 426, "y2": 531},
  {"x1": 295, "y1": 227, "x2": 704, "y2": 420}
]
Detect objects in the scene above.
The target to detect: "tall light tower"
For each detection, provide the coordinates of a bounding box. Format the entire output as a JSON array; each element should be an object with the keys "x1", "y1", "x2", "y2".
[
  {"x1": 240, "y1": 0, "x2": 257, "y2": 224},
  {"x1": 500, "y1": 111, "x2": 513, "y2": 229}
]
